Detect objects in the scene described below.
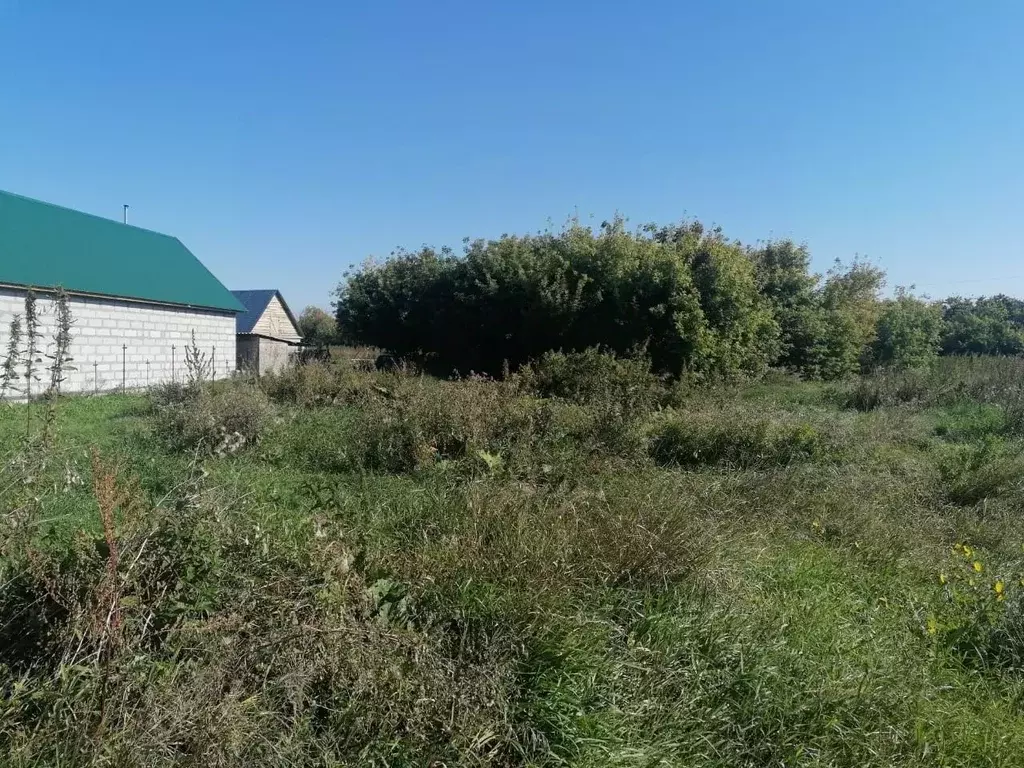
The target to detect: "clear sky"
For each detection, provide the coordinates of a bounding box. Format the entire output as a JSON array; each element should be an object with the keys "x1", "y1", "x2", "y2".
[{"x1": 1, "y1": 1, "x2": 1022, "y2": 311}]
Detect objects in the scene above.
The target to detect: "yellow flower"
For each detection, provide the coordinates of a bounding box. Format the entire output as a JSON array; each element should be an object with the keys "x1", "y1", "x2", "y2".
[
  {"x1": 995, "y1": 580, "x2": 1005, "y2": 595},
  {"x1": 962, "y1": 544, "x2": 974, "y2": 557},
  {"x1": 973, "y1": 561, "x2": 984, "y2": 573},
  {"x1": 927, "y1": 617, "x2": 939, "y2": 636},
  {"x1": 939, "y1": 573, "x2": 948, "y2": 584}
]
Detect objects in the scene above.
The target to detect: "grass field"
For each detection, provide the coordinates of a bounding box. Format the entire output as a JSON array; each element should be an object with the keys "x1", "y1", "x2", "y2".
[{"x1": 4, "y1": 355, "x2": 1024, "y2": 766}]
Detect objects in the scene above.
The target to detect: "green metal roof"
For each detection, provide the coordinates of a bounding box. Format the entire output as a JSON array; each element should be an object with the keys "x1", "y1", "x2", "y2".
[{"x1": 0, "y1": 190, "x2": 244, "y2": 312}]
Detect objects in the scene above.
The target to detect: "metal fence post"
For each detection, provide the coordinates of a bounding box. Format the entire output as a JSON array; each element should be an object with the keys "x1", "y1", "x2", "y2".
[
  {"x1": 171, "y1": 345, "x2": 176, "y2": 382},
  {"x1": 146, "y1": 360, "x2": 150, "y2": 389},
  {"x1": 212, "y1": 346, "x2": 216, "y2": 380},
  {"x1": 122, "y1": 344, "x2": 127, "y2": 391},
  {"x1": 93, "y1": 361, "x2": 98, "y2": 395}
]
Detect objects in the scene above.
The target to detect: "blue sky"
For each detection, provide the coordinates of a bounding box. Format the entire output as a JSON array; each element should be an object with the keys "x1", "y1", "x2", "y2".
[{"x1": 1, "y1": 1, "x2": 1022, "y2": 311}]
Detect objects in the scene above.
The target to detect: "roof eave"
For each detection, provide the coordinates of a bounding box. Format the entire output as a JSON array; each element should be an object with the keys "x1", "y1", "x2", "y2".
[
  {"x1": 237, "y1": 332, "x2": 305, "y2": 345},
  {"x1": 0, "y1": 281, "x2": 243, "y2": 314}
]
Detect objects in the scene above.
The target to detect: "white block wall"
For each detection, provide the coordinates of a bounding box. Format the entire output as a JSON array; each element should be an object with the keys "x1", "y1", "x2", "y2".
[{"x1": 0, "y1": 287, "x2": 236, "y2": 396}]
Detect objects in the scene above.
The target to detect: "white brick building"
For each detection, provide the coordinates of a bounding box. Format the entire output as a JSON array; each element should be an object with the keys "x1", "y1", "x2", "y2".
[{"x1": 0, "y1": 190, "x2": 242, "y2": 397}]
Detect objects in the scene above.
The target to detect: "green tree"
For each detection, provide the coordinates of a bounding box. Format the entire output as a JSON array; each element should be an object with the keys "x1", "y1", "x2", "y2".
[
  {"x1": 683, "y1": 231, "x2": 780, "y2": 376},
  {"x1": 810, "y1": 260, "x2": 886, "y2": 378},
  {"x1": 870, "y1": 289, "x2": 943, "y2": 368},
  {"x1": 298, "y1": 305, "x2": 337, "y2": 347},
  {"x1": 335, "y1": 248, "x2": 460, "y2": 361},
  {"x1": 750, "y1": 240, "x2": 820, "y2": 371},
  {"x1": 941, "y1": 295, "x2": 1024, "y2": 356}
]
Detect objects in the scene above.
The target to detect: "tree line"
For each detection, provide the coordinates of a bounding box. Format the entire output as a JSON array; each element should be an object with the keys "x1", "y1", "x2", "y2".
[{"x1": 327, "y1": 218, "x2": 1020, "y2": 379}]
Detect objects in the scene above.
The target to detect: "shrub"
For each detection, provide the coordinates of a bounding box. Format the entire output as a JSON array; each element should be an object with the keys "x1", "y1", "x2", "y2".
[
  {"x1": 928, "y1": 544, "x2": 1024, "y2": 677},
  {"x1": 937, "y1": 438, "x2": 1024, "y2": 506},
  {"x1": 267, "y1": 371, "x2": 650, "y2": 477},
  {"x1": 833, "y1": 368, "x2": 933, "y2": 411},
  {"x1": 269, "y1": 376, "x2": 539, "y2": 473},
  {"x1": 515, "y1": 348, "x2": 663, "y2": 415},
  {"x1": 149, "y1": 379, "x2": 193, "y2": 409},
  {"x1": 152, "y1": 381, "x2": 272, "y2": 454},
  {"x1": 646, "y1": 409, "x2": 827, "y2": 468},
  {"x1": 260, "y1": 361, "x2": 362, "y2": 407}
]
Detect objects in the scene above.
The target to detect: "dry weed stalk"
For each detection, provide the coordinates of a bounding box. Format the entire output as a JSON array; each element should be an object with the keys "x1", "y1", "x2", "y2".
[{"x1": 91, "y1": 447, "x2": 123, "y2": 650}]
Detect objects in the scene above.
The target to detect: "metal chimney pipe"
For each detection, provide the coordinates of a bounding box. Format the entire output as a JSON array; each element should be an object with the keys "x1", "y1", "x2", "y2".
[{"x1": 123, "y1": 204, "x2": 129, "y2": 224}]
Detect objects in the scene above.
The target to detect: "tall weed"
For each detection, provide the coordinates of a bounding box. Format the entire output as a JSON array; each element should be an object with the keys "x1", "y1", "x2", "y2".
[{"x1": 647, "y1": 407, "x2": 832, "y2": 468}]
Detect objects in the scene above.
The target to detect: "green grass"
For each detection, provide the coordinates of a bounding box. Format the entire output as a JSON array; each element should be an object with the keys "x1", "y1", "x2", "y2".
[
  {"x1": 5, "y1": 360, "x2": 1024, "y2": 765},
  {"x1": 0, "y1": 393, "x2": 147, "y2": 447}
]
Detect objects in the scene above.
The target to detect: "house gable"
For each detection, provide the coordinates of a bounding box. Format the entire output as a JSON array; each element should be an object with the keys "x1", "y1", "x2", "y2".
[
  {"x1": 252, "y1": 295, "x2": 302, "y2": 342},
  {"x1": 231, "y1": 289, "x2": 302, "y2": 343}
]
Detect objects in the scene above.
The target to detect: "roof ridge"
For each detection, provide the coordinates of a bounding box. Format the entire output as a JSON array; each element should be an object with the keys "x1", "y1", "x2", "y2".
[{"x1": 0, "y1": 189, "x2": 177, "y2": 240}]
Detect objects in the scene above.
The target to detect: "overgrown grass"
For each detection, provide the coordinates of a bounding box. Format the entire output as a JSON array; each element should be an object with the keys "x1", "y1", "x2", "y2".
[{"x1": 5, "y1": 354, "x2": 1024, "y2": 765}]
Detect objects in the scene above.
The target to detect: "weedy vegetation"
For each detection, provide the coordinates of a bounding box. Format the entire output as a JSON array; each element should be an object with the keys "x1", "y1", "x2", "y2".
[
  {"x1": 5, "y1": 348, "x2": 1024, "y2": 766},
  {"x1": 6, "y1": 222, "x2": 1024, "y2": 765}
]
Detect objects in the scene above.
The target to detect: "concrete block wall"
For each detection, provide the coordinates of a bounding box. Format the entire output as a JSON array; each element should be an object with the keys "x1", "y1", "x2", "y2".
[
  {"x1": 258, "y1": 337, "x2": 298, "y2": 375},
  {"x1": 0, "y1": 287, "x2": 236, "y2": 396}
]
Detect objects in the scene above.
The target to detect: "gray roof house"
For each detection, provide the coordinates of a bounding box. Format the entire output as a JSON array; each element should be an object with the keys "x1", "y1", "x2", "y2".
[{"x1": 231, "y1": 289, "x2": 303, "y2": 375}]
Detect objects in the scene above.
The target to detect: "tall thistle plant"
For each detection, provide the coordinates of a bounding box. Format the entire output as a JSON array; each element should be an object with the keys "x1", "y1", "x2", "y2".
[
  {"x1": 22, "y1": 290, "x2": 43, "y2": 437},
  {"x1": 0, "y1": 313, "x2": 22, "y2": 399},
  {"x1": 23, "y1": 290, "x2": 41, "y2": 394},
  {"x1": 41, "y1": 289, "x2": 75, "y2": 446},
  {"x1": 185, "y1": 329, "x2": 211, "y2": 387}
]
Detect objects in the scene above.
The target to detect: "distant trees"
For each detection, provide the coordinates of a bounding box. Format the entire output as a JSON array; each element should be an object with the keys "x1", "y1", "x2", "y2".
[
  {"x1": 749, "y1": 245, "x2": 887, "y2": 378},
  {"x1": 298, "y1": 306, "x2": 337, "y2": 347},
  {"x1": 941, "y1": 296, "x2": 1024, "y2": 356},
  {"x1": 334, "y1": 218, "x2": 1024, "y2": 380}
]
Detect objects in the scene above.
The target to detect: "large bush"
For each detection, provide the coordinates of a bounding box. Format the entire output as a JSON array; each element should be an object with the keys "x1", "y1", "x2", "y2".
[
  {"x1": 337, "y1": 219, "x2": 780, "y2": 379},
  {"x1": 337, "y1": 215, "x2": 1024, "y2": 382}
]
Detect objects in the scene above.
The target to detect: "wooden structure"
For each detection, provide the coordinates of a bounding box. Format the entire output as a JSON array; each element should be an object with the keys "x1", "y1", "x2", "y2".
[{"x1": 231, "y1": 290, "x2": 303, "y2": 374}]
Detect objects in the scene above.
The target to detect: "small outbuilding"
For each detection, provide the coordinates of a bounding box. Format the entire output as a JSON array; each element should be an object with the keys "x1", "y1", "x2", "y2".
[{"x1": 231, "y1": 290, "x2": 303, "y2": 375}]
